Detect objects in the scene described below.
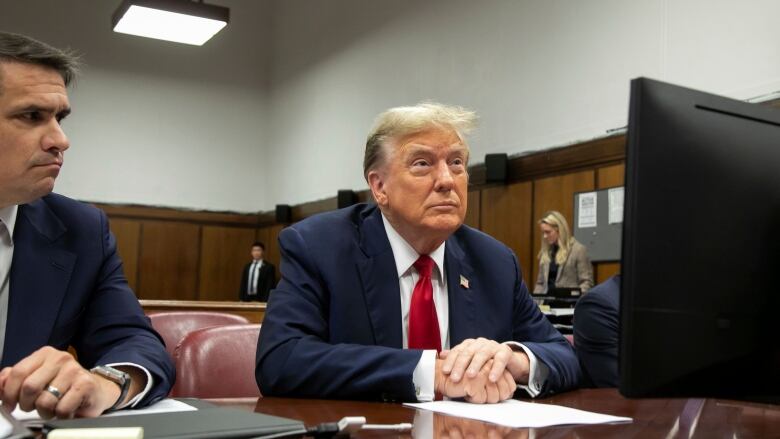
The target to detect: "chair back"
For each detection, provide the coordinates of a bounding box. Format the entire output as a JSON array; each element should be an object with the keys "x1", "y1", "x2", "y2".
[
  {"x1": 171, "y1": 324, "x2": 262, "y2": 398},
  {"x1": 148, "y1": 311, "x2": 250, "y2": 357}
]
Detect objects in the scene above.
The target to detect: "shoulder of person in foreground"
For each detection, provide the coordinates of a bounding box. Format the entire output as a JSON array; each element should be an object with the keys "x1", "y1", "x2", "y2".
[{"x1": 573, "y1": 275, "x2": 620, "y2": 387}]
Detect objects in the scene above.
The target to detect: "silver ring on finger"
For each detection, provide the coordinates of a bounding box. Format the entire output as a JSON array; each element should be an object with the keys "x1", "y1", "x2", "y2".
[{"x1": 45, "y1": 385, "x2": 63, "y2": 400}]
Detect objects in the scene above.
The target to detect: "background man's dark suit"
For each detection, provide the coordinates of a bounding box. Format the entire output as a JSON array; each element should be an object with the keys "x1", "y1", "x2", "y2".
[
  {"x1": 573, "y1": 275, "x2": 620, "y2": 387},
  {"x1": 256, "y1": 203, "x2": 580, "y2": 401},
  {"x1": 2, "y1": 193, "x2": 175, "y2": 406},
  {"x1": 239, "y1": 260, "x2": 276, "y2": 302}
]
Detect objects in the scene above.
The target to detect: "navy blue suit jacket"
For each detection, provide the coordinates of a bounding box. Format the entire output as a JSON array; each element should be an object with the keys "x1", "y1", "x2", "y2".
[
  {"x1": 573, "y1": 275, "x2": 620, "y2": 387},
  {"x1": 256, "y1": 203, "x2": 580, "y2": 401},
  {"x1": 2, "y1": 194, "x2": 174, "y2": 406}
]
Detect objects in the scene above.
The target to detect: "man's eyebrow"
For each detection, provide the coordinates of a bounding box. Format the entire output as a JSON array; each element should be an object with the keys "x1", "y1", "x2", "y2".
[
  {"x1": 14, "y1": 104, "x2": 72, "y2": 117},
  {"x1": 405, "y1": 142, "x2": 467, "y2": 152}
]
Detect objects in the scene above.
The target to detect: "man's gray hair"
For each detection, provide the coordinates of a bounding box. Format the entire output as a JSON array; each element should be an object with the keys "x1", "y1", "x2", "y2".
[
  {"x1": 363, "y1": 102, "x2": 478, "y2": 180},
  {"x1": 0, "y1": 32, "x2": 80, "y2": 93}
]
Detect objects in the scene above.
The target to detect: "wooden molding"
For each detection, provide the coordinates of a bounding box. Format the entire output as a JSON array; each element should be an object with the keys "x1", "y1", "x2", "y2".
[
  {"x1": 140, "y1": 300, "x2": 266, "y2": 323},
  {"x1": 93, "y1": 202, "x2": 276, "y2": 227},
  {"x1": 140, "y1": 299, "x2": 266, "y2": 311},
  {"x1": 507, "y1": 134, "x2": 626, "y2": 182}
]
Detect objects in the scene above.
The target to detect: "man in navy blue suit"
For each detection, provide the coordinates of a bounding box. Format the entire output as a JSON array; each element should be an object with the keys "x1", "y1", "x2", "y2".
[
  {"x1": 257, "y1": 103, "x2": 580, "y2": 402},
  {"x1": 0, "y1": 32, "x2": 173, "y2": 418},
  {"x1": 573, "y1": 275, "x2": 620, "y2": 387}
]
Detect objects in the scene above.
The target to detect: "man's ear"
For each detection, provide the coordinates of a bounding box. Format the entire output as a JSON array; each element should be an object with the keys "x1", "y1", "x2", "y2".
[{"x1": 367, "y1": 170, "x2": 388, "y2": 207}]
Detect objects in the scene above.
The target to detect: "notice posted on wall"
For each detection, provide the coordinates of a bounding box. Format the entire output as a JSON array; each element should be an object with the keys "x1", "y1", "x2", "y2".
[
  {"x1": 578, "y1": 192, "x2": 597, "y2": 228},
  {"x1": 608, "y1": 187, "x2": 624, "y2": 224}
]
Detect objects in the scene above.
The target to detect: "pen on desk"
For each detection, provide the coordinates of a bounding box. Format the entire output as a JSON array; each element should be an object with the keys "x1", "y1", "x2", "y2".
[
  {"x1": 362, "y1": 422, "x2": 413, "y2": 432},
  {"x1": 340, "y1": 416, "x2": 412, "y2": 433}
]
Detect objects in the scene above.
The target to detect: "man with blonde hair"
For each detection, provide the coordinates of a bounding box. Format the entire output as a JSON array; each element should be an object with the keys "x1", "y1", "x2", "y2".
[{"x1": 257, "y1": 102, "x2": 579, "y2": 402}]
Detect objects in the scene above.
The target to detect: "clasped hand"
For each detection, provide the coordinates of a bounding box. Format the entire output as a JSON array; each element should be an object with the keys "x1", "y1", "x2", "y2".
[
  {"x1": 434, "y1": 337, "x2": 530, "y2": 404},
  {"x1": 0, "y1": 346, "x2": 121, "y2": 419}
]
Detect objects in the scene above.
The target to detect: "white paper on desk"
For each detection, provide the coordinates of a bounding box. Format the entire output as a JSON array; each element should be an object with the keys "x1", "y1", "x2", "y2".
[
  {"x1": 405, "y1": 399, "x2": 631, "y2": 428},
  {"x1": 547, "y1": 308, "x2": 574, "y2": 317},
  {"x1": 11, "y1": 398, "x2": 197, "y2": 424}
]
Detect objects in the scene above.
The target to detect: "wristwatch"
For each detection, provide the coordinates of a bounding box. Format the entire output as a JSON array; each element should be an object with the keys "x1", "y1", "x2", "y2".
[{"x1": 90, "y1": 365, "x2": 131, "y2": 412}]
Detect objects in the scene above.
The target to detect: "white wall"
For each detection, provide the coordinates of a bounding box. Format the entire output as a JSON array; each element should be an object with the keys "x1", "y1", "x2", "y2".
[
  {"x1": 3, "y1": 1, "x2": 778, "y2": 212},
  {"x1": 0, "y1": 0, "x2": 271, "y2": 212},
  {"x1": 265, "y1": 0, "x2": 780, "y2": 209}
]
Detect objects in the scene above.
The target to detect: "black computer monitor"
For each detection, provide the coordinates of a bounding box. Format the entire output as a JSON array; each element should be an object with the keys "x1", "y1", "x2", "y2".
[{"x1": 620, "y1": 78, "x2": 780, "y2": 403}]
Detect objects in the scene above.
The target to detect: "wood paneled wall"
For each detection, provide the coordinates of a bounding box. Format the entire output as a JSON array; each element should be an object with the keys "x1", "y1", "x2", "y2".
[
  {"x1": 199, "y1": 226, "x2": 257, "y2": 301},
  {"x1": 110, "y1": 219, "x2": 141, "y2": 292},
  {"x1": 97, "y1": 204, "x2": 278, "y2": 301},
  {"x1": 138, "y1": 221, "x2": 200, "y2": 300},
  {"x1": 96, "y1": 134, "x2": 628, "y2": 301},
  {"x1": 481, "y1": 182, "x2": 533, "y2": 281}
]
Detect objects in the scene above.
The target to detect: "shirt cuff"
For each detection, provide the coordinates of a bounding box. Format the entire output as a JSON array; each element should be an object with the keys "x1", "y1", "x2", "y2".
[
  {"x1": 412, "y1": 350, "x2": 437, "y2": 402},
  {"x1": 503, "y1": 342, "x2": 549, "y2": 397},
  {"x1": 106, "y1": 362, "x2": 154, "y2": 409}
]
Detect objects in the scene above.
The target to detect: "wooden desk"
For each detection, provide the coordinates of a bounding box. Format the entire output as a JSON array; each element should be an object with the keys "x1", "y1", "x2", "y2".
[
  {"x1": 140, "y1": 299, "x2": 266, "y2": 323},
  {"x1": 217, "y1": 389, "x2": 780, "y2": 438}
]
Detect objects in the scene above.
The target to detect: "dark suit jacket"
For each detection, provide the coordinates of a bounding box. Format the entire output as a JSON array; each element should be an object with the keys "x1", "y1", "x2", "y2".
[
  {"x1": 573, "y1": 275, "x2": 620, "y2": 387},
  {"x1": 256, "y1": 203, "x2": 580, "y2": 401},
  {"x1": 2, "y1": 194, "x2": 175, "y2": 406},
  {"x1": 239, "y1": 260, "x2": 276, "y2": 302}
]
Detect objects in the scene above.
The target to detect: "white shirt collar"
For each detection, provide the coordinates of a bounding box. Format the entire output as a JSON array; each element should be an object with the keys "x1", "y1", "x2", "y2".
[
  {"x1": 0, "y1": 205, "x2": 19, "y2": 238},
  {"x1": 381, "y1": 212, "x2": 445, "y2": 282}
]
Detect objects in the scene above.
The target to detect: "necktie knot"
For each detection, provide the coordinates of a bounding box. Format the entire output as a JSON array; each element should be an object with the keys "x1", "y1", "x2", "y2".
[{"x1": 413, "y1": 255, "x2": 434, "y2": 279}]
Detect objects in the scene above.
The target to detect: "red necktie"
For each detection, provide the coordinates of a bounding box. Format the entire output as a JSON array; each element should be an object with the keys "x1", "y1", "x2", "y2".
[{"x1": 408, "y1": 255, "x2": 441, "y2": 352}]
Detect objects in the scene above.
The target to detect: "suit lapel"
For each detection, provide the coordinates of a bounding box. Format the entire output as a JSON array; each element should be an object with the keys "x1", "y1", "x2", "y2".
[
  {"x1": 3, "y1": 199, "x2": 76, "y2": 366},
  {"x1": 445, "y1": 233, "x2": 477, "y2": 347},
  {"x1": 356, "y1": 208, "x2": 403, "y2": 348}
]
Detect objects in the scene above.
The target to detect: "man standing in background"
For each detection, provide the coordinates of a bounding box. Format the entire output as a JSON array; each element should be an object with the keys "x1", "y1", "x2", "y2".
[{"x1": 240, "y1": 242, "x2": 275, "y2": 302}]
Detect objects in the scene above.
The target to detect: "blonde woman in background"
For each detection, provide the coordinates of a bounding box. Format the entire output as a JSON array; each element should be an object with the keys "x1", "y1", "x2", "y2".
[{"x1": 533, "y1": 210, "x2": 594, "y2": 294}]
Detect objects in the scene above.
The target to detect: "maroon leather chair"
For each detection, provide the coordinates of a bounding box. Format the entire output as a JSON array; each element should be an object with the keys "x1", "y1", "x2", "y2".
[
  {"x1": 171, "y1": 324, "x2": 262, "y2": 398},
  {"x1": 148, "y1": 311, "x2": 250, "y2": 357}
]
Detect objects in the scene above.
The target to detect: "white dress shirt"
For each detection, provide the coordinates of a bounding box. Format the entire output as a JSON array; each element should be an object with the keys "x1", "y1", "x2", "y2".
[
  {"x1": 0, "y1": 205, "x2": 18, "y2": 359},
  {"x1": 248, "y1": 259, "x2": 264, "y2": 294},
  {"x1": 381, "y1": 214, "x2": 547, "y2": 401},
  {"x1": 0, "y1": 205, "x2": 151, "y2": 409}
]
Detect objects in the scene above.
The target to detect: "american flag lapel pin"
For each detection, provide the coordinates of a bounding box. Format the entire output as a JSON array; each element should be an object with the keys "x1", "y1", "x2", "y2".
[{"x1": 459, "y1": 275, "x2": 470, "y2": 289}]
